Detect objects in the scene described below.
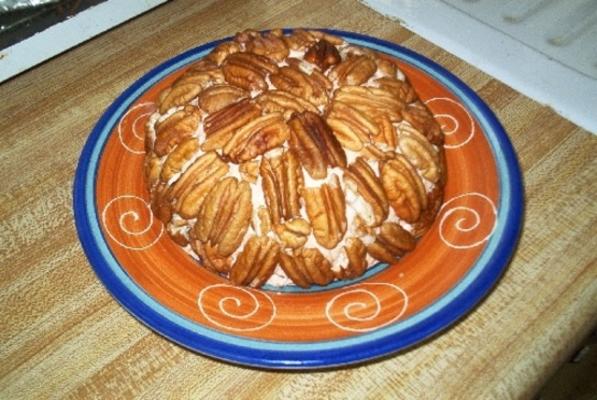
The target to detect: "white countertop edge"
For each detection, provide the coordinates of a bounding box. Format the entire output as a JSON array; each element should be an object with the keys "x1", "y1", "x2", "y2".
[
  {"x1": 362, "y1": 0, "x2": 597, "y2": 134},
  {"x1": 0, "y1": 0, "x2": 168, "y2": 84}
]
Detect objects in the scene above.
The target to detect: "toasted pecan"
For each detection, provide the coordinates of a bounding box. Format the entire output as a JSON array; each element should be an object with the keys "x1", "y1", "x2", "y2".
[
  {"x1": 367, "y1": 222, "x2": 416, "y2": 263},
  {"x1": 328, "y1": 55, "x2": 377, "y2": 86},
  {"x1": 144, "y1": 153, "x2": 162, "y2": 190},
  {"x1": 302, "y1": 175, "x2": 347, "y2": 249},
  {"x1": 270, "y1": 66, "x2": 329, "y2": 107},
  {"x1": 375, "y1": 77, "x2": 417, "y2": 104},
  {"x1": 158, "y1": 69, "x2": 225, "y2": 113},
  {"x1": 326, "y1": 101, "x2": 377, "y2": 151},
  {"x1": 230, "y1": 236, "x2": 280, "y2": 287},
  {"x1": 288, "y1": 111, "x2": 346, "y2": 179},
  {"x1": 402, "y1": 101, "x2": 443, "y2": 145},
  {"x1": 207, "y1": 41, "x2": 241, "y2": 66},
  {"x1": 160, "y1": 137, "x2": 199, "y2": 183},
  {"x1": 274, "y1": 218, "x2": 311, "y2": 249},
  {"x1": 166, "y1": 151, "x2": 229, "y2": 218},
  {"x1": 202, "y1": 99, "x2": 262, "y2": 151},
  {"x1": 153, "y1": 107, "x2": 201, "y2": 157},
  {"x1": 337, "y1": 237, "x2": 368, "y2": 279},
  {"x1": 222, "y1": 52, "x2": 279, "y2": 92},
  {"x1": 222, "y1": 112, "x2": 290, "y2": 162},
  {"x1": 398, "y1": 123, "x2": 442, "y2": 183},
  {"x1": 344, "y1": 157, "x2": 389, "y2": 226},
  {"x1": 256, "y1": 90, "x2": 319, "y2": 120},
  {"x1": 260, "y1": 149, "x2": 304, "y2": 225},
  {"x1": 197, "y1": 84, "x2": 248, "y2": 114},
  {"x1": 195, "y1": 177, "x2": 253, "y2": 256},
  {"x1": 282, "y1": 29, "x2": 318, "y2": 50},
  {"x1": 279, "y1": 247, "x2": 335, "y2": 287},
  {"x1": 304, "y1": 39, "x2": 341, "y2": 71},
  {"x1": 334, "y1": 85, "x2": 404, "y2": 122},
  {"x1": 381, "y1": 156, "x2": 427, "y2": 223},
  {"x1": 245, "y1": 31, "x2": 289, "y2": 62}
]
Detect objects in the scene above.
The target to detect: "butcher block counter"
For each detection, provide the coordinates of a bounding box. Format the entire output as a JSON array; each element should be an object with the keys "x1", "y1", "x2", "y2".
[{"x1": 1, "y1": 0, "x2": 595, "y2": 398}]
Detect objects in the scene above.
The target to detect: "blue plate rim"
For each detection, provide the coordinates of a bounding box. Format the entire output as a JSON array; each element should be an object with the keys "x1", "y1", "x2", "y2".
[{"x1": 73, "y1": 28, "x2": 523, "y2": 369}]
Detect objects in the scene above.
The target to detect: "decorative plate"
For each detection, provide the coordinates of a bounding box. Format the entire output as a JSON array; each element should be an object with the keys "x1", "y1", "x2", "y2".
[{"x1": 73, "y1": 29, "x2": 523, "y2": 369}]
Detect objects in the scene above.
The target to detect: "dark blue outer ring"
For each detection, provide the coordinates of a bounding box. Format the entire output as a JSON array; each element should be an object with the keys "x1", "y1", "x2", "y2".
[{"x1": 73, "y1": 29, "x2": 523, "y2": 369}]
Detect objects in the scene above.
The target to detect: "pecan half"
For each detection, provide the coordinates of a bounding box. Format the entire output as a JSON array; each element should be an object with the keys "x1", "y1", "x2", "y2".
[
  {"x1": 335, "y1": 237, "x2": 367, "y2": 279},
  {"x1": 239, "y1": 160, "x2": 260, "y2": 183},
  {"x1": 168, "y1": 229, "x2": 189, "y2": 247},
  {"x1": 375, "y1": 57, "x2": 397, "y2": 77},
  {"x1": 343, "y1": 157, "x2": 388, "y2": 226},
  {"x1": 150, "y1": 183, "x2": 172, "y2": 223},
  {"x1": 360, "y1": 143, "x2": 396, "y2": 162},
  {"x1": 326, "y1": 101, "x2": 378, "y2": 151},
  {"x1": 207, "y1": 41, "x2": 241, "y2": 66},
  {"x1": 282, "y1": 29, "x2": 317, "y2": 50},
  {"x1": 367, "y1": 222, "x2": 416, "y2": 263},
  {"x1": 167, "y1": 151, "x2": 229, "y2": 218},
  {"x1": 302, "y1": 175, "x2": 347, "y2": 249},
  {"x1": 144, "y1": 154, "x2": 162, "y2": 190},
  {"x1": 234, "y1": 28, "x2": 261, "y2": 44},
  {"x1": 285, "y1": 58, "x2": 333, "y2": 91},
  {"x1": 245, "y1": 31, "x2": 289, "y2": 62},
  {"x1": 334, "y1": 85, "x2": 404, "y2": 122},
  {"x1": 308, "y1": 30, "x2": 344, "y2": 46},
  {"x1": 288, "y1": 111, "x2": 347, "y2": 179},
  {"x1": 160, "y1": 137, "x2": 199, "y2": 183},
  {"x1": 222, "y1": 52, "x2": 279, "y2": 92},
  {"x1": 414, "y1": 184, "x2": 444, "y2": 237},
  {"x1": 304, "y1": 39, "x2": 341, "y2": 71},
  {"x1": 187, "y1": 59, "x2": 219, "y2": 73},
  {"x1": 222, "y1": 112, "x2": 290, "y2": 163},
  {"x1": 381, "y1": 156, "x2": 427, "y2": 222},
  {"x1": 158, "y1": 69, "x2": 225, "y2": 113},
  {"x1": 260, "y1": 149, "x2": 304, "y2": 225},
  {"x1": 253, "y1": 206, "x2": 272, "y2": 236},
  {"x1": 202, "y1": 99, "x2": 262, "y2": 151},
  {"x1": 376, "y1": 77, "x2": 417, "y2": 104},
  {"x1": 402, "y1": 101, "x2": 443, "y2": 145},
  {"x1": 256, "y1": 90, "x2": 318, "y2": 120},
  {"x1": 192, "y1": 240, "x2": 231, "y2": 273},
  {"x1": 279, "y1": 247, "x2": 335, "y2": 288},
  {"x1": 195, "y1": 177, "x2": 253, "y2": 256},
  {"x1": 274, "y1": 218, "x2": 311, "y2": 249},
  {"x1": 197, "y1": 84, "x2": 247, "y2": 114},
  {"x1": 341, "y1": 44, "x2": 374, "y2": 58},
  {"x1": 328, "y1": 55, "x2": 377, "y2": 86},
  {"x1": 151, "y1": 153, "x2": 228, "y2": 223},
  {"x1": 371, "y1": 114, "x2": 397, "y2": 148},
  {"x1": 269, "y1": 66, "x2": 328, "y2": 107},
  {"x1": 153, "y1": 107, "x2": 201, "y2": 157},
  {"x1": 398, "y1": 123, "x2": 442, "y2": 183},
  {"x1": 309, "y1": 68, "x2": 333, "y2": 91},
  {"x1": 230, "y1": 236, "x2": 280, "y2": 287}
]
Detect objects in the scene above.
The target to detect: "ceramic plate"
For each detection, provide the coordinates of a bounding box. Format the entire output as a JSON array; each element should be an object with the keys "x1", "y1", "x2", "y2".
[{"x1": 73, "y1": 29, "x2": 523, "y2": 369}]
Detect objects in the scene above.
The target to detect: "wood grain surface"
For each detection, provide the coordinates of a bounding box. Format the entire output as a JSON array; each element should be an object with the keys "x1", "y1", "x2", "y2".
[{"x1": 1, "y1": 0, "x2": 595, "y2": 398}]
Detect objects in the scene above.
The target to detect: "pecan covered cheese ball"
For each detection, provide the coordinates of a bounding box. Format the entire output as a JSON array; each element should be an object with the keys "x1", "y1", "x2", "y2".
[{"x1": 144, "y1": 29, "x2": 446, "y2": 288}]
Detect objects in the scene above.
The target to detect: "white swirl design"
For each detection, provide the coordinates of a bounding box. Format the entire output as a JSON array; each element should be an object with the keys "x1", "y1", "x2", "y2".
[
  {"x1": 439, "y1": 192, "x2": 498, "y2": 249},
  {"x1": 118, "y1": 102, "x2": 155, "y2": 154},
  {"x1": 325, "y1": 283, "x2": 408, "y2": 332},
  {"x1": 424, "y1": 97, "x2": 475, "y2": 149},
  {"x1": 101, "y1": 195, "x2": 164, "y2": 250},
  {"x1": 197, "y1": 284, "x2": 276, "y2": 332}
]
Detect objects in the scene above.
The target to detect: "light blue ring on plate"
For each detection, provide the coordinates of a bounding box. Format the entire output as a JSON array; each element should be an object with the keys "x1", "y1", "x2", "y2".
[{"x1": 73, "y1": 29, "x2": 523, "y2": 369}]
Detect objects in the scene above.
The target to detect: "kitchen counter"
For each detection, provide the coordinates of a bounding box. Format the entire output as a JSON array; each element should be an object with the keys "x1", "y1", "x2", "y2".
[{"x1": 1, "y1": 0, "x2": 595, "y2": 398}]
